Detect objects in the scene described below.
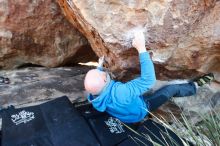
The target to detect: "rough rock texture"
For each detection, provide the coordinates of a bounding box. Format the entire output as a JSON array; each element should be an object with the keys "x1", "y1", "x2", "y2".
[
  {"x1": 0, "y1": 67, "x2": 92, "y2": 108},
  {"x1": 58, "y1": 0, "x2": 220, "y2": 81},
  {"x1": 0, "y1": 0, "x2": 95, "y2": 69}
]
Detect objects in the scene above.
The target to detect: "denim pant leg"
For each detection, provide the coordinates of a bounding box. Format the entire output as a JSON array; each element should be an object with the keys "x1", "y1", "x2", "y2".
[{"x1": 144, "y1": 82, "x2": 197, "y2": 112}]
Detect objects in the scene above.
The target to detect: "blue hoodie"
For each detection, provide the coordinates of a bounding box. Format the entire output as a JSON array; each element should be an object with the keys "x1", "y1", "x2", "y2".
[{"x1": 87, "y1": 52, "x2": 156, "y2": 123}]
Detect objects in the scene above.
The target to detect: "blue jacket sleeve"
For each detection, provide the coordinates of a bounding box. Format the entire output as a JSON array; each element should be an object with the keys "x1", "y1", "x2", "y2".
[
  {"x1": 97, "y1": 66, "x2": 103, "y2": 71},
  {"x1": 115, "y1": 52, "x2": 156, "y2": 102}
]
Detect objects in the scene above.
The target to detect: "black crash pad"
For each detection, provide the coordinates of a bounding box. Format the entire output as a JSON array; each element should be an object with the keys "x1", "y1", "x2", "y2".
[
  {"x1": 0, "y1": 96, "x2": 187, "y2": 146},
  {"x1": 74, "y1": 101, "x2": 187, "y2": 146},
  {"x1": 1, "y1": 96, "x2": 99, "y2": 146}
]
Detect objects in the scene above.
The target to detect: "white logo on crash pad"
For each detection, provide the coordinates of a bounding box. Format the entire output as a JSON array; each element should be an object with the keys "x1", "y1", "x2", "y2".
[
  {"x1": 105, "y1": 117, "x2": 125, "y2": 134},
  {"x1": 11, "y1": 110, "x2": 35, "y2": 125}
]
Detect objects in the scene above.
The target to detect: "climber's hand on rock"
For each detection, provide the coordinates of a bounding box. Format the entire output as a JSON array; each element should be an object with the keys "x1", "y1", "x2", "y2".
[
  {"x1": 98, "y1": 56, "x2": 105, "y2": 68},
  {"x1": 132, "y1": 31, "x2": 146, "y2": 53}
]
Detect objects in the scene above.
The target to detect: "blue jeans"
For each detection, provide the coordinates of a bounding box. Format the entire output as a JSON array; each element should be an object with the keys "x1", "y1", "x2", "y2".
[{"x1": 144, "y1": 82, "x2": 196, "y2": 112}]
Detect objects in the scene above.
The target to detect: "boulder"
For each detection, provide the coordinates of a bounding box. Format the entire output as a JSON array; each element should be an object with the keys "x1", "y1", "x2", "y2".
[
  {"x1": 0, "y1": 66, "x2": 92, "y2": 108},
  {"x1": 58, "y1": 0, "x2": 220, "y2": 81},
  {"x1": 0, "y1": 0, "x2": 93, "y2": 69}
]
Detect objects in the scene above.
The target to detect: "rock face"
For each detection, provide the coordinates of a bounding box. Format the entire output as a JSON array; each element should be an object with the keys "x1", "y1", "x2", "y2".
[
  {"x1": 58, "y1": 0, "x2": 220, "y2": 81},
  {"x1": 0, "y1": 66, "x2": 92, "y2": 108},
  {"x1": 0, "y1": 0, "x2": 93, "y2": 69}
]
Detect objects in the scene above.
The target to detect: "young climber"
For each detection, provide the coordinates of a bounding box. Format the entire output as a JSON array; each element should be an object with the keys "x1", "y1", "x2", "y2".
[{"x1": 84, "y1": 31, "x2": 214, "y2": 123}]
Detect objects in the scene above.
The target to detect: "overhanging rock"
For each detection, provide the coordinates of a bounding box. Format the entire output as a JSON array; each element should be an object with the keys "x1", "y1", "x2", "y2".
[{"x1": 58, "y1": 0, "x2": 220, "y2": 81}]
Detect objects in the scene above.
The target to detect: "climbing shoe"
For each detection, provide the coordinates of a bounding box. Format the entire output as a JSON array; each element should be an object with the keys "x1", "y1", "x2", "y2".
[{"x1": 193, "y1": 73, "x2": 214, "y2": 86}]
